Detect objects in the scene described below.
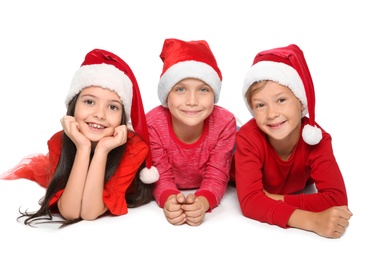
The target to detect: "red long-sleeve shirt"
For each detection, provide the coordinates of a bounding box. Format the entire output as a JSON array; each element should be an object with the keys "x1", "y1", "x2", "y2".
[
  {"x1": 146, "y1": 105, "x2": 236, "y2": 210},
  {"x1": 231, "y1": 117, "x2": 348, "y2": 228}
]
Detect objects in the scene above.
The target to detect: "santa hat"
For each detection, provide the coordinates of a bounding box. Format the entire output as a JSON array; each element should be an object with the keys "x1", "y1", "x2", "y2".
[
  {"x1": 158, "y1": 38, "x2": 222, "y2": 107},
  {"x1": 242, "y1": 44, "x2": 322, "y2": 145},
  {"x1": 66, "y1": 49, "x2": 159, "y2": 183}
]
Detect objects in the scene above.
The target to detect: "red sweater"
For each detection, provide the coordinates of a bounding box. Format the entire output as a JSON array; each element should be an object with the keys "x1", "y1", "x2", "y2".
[
  {"x1": 231, "y1": 117, "x2": 348, "y2": 228},
  {"x1": 146, "y1": 105, "x2": 236, "y2": 210}
]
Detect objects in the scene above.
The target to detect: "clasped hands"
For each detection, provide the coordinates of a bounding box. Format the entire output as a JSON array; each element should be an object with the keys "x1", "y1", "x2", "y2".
[{"x1": 163, "y1": 193, "x2": 209, "y2": 226}]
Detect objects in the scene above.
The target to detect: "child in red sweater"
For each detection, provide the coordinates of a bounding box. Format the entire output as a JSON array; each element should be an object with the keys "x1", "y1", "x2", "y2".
[
  {"x1": 1, "y1": 49, "x2": 158, "y2": 227},
  {"x1": 231, "y1": 44, "x2": 352, "y2": 238},
  {"x1": 146, "y1": 38, "x2": 236, "y2": 226}
]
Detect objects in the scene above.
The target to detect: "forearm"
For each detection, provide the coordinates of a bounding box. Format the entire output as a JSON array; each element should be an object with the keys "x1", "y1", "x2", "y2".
[
  {"x1": 58, "y1": 148, "x2": 90, "y2": 220},
  {"x1": 287, "y1": 209, "x2": 315, "y2": 232},
  {"x1": 80, "y1": 149, "x2": 108, "y2": 220}
]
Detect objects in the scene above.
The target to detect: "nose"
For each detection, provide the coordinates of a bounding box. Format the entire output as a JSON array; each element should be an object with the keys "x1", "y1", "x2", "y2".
[
  {"x1": 93, "y1": 106, "x2": 106, "y2": 120},
  {"x1": 186, "y1": 92, "x2": 198, "y2": 106},
  {"x1": 267, "y1": 105, "x2": 279, "y2": 119}
]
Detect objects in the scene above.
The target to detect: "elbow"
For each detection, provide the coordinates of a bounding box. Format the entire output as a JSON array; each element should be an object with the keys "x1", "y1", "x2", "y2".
[
  {"x1": 58, "y1": 202, "x2": 81, "y2": 221},
  {"x1": 80, "y1": 206, "x2": 107, "y2": 220},
  {"x1": 60, "y1": 211, "x2": 81, "y2": 221},
  {"x1": 80, "y1": 211, "x2": 100, "y2": 221}
]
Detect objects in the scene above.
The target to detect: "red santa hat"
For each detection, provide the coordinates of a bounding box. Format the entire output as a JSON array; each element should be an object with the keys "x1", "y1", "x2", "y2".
[
  {"x1": 158, "y1": 38, "x2": 222, "y2": 107},
  {"x1": 66, "y1": 49, "x2": 159, "y2": 183},
  {"x1": 242, "y1": 44, "x2": 322, "y2": 145}
]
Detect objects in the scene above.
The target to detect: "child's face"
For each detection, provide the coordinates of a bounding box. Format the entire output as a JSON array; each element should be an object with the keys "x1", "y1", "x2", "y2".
[
  {"x1": 74, "y1": 86, "x2": 123, "y2": 142},
  {"x1": 251, "y1": 81, "x2": 303, "y2": 144},
  {"x1": 166, "y1": 78, "x2": 214, "y2": 128}
]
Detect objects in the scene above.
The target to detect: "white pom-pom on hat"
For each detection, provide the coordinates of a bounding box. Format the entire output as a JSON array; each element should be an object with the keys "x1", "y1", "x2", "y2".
[
  {"x1": 302, "y1": 125, "x2": 322, "y2": 145},
  {"x1": 140, "y1": 166, "x2": 159, "y2": 184}
]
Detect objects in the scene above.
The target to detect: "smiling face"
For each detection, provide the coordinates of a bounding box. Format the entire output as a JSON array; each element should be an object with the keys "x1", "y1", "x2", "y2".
[
  {"x1": 249, "y1": 80, "x2": 303, "y2": 146},
  {"x1": 166, "y1": 78, "x2": 215, "y2": 143},
  {"x1": 167, "y1": 78, "x2": 214, "y2": 127},
  {"x1": 74, "y1": 86, "x2": 123, "y2": 143}
]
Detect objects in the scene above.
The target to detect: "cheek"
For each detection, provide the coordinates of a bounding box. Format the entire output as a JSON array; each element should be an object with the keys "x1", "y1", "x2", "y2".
[
  {"x1": 73, "y1": 106, "x2": 86, "y2": 121},
  {"x1": 111, "y1": 113, "x2": 123, "y2": 127},
  {"x1": 202, "y1": 95, "x2": 215, "y2": 108},
  {"x1": 166, "y1": 95, "x2": 182, "y2": 111},
  {"x1": 254, "y1": 114, "x2": 265, "y2": 128}
]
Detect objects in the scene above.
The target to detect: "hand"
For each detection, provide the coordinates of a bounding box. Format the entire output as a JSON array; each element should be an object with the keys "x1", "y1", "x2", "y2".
[
  {"x1": 60, "y1": 115, "x2": 90, "y2": 149},
  {"x1": 263, "y1": 189, "x2": 284, "y2": 201},
  {"x1": 310, "y1": 205, "x2": 353, "y2": 238},
  {"x1": 182, "y1": 194, "x2": 209, "y2": 226},
  {"x1": 96, "y1": 125, "x2": 127, "y2": 152},
  {"x1": 163, "y1": 193, "x2": 186, "y2": 225}
]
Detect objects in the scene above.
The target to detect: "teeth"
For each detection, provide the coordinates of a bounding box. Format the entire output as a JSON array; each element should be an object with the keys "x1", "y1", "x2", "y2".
[{"x1": 89, "y1": 123, "x2": 104, "y2": 129}]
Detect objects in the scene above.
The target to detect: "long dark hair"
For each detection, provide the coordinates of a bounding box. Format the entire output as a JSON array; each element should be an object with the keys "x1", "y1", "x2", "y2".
[{"x1": 18, "y1": 94, "x2": 153, "y2": 228}]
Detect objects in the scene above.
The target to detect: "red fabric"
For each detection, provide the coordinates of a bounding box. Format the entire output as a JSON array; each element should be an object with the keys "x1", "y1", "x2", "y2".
[
  {"x1": 0, "y1": 154, "x2": 52, "y2": 188},
  {"x1": 159, "y1": 38, "x2": 222, "y2": 80},
  {"x1": 1, "y1": 131, "x2": 148, "y2": 216},
  {"x1": 231, "y1": 117, "x2": 348, "y2": 228}
]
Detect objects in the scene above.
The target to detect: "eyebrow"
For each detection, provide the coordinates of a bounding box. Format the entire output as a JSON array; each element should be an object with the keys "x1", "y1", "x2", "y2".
[{"x1": 80, "y1": 93, "x2": 122, "y2": 104}]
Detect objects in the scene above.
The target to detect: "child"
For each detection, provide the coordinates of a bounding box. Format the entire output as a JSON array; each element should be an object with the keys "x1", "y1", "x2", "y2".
[
  {"x1": 231, "y1": 44, "x2": 352, "y2": 238},
  {"x1": 146, "y1": 38, "x2": 236, "y2": 226},
  {"x1": 0, "y1": 49, "x2": 159, "y2": 227}
]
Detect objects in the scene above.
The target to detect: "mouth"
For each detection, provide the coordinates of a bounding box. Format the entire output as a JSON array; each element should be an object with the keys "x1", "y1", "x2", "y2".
[
  {"x1": 87, "y1": 123, "x2": 106, "y2": 129},
  {"x1": 182, "y1": 110, "x2": 201, "y2": 115},
  {"x1": 268, "y1": 121, "x2": 285, "y2": 129}
]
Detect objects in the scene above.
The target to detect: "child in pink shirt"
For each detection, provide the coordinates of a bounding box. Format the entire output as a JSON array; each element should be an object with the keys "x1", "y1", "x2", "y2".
[{"x1": 146, "y1": 38, "x2": 236, "y2": 226}]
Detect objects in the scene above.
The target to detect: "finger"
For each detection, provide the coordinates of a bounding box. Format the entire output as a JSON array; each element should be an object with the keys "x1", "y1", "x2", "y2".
[
  {"x1": 337, "y1": 217, "x2": 350, "y2": 229},
  {"x1": 168, "y1": 216, "x2": 187, "y2": 226},
  {"x1": 185, "y1": 194, "x2": 196, "y2": 204},
  {"x1": 114, "y1": 126, "x2": 127, "y2": 144},
  {"x1": 165, "y1": 211, "x2": 186, "y2": 225},
  {"x1": 185, "y1": 215, "x2": 203, "y2": 226},
  {"x1": 176, "y1": 193, "x2": 186, "y2": 204}
]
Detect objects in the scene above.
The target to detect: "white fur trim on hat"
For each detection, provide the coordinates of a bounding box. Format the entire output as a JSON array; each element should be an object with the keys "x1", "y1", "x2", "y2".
[
  {"x1": 158, "y1": 60, "x2": 222, "y2": 107},
  {"x1": 66, "y1": 63, "x2": 133, "y2": 122},
  {"x1": 242, "y1": 61, "x2": 307, "y2": 117},
  {"x1": 139, "y1": 166, "x2": 159, "y2": 184}
]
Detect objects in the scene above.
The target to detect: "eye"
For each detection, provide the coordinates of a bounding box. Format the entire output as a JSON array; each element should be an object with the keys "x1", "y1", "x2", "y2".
[
  {"x1": 175, "y1": 87, "x2": 185, "y2": 92},
  {"x1": 109, "y1": 104, "x2": 119, "y2": 111},
  {"x1": 277, "y1": 97, "x2": 286, "y2": 103},
  {"x1": 84, "y1": 99, "x2": 94, "y2": 105},
  {"x1": 199, "y1": 87, "x2": 210, "y2": 93}
]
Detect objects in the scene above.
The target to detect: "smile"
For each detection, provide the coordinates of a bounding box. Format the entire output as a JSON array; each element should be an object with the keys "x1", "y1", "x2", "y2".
[{"x1": 88, "y1": 123, "x2": 106, "y2": 129}]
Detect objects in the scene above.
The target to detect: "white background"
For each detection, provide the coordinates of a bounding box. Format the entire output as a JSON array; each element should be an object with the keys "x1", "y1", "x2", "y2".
[{"x1": 0, "y1": 1, "x2": 369, "y2": 259}]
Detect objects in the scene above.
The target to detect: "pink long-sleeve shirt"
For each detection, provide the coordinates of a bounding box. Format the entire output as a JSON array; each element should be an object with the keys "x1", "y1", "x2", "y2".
[
  {"x1": 146, "y1": 105, "x2": 236, "y2": 210},
  {"x1": 231, "y1": 117, "x2": 348, "y2": 228}
]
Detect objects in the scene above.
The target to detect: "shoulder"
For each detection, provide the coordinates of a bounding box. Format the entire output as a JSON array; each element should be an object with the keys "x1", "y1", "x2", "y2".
[
  {"x1": 47, "y1": 131, "x2": 64, "y2": 153},
  {"x1": 211, "y1": 105, "x2": 234, "y2": 118},
  {"x1": 126, "y1": 131, "x2": 149, "y2": 154},
  {"x1": 208, "y1": 105, "x2": 236, "y2": 127},
  {"x1": 146, "y1": 105, "x2": 169, "y2": 123},
  {"x1": 238, "y1": 119, "x2": 265, "y2": 140},
  {"x1": 127, "y1": 131, "x2": 148, "y2": 146}
]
